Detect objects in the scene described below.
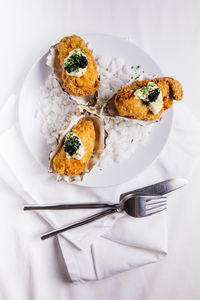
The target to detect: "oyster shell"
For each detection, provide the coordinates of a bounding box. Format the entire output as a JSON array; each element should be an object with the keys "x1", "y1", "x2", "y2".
[
  {"x1": 49, "y1": 114, "x2": 105, "y2": 183},
  {"x1": 46, "y1": 38, "x2": 99, "y2": 106},
  {"x1": 101, "y1": 77, "x2": 183, "y2": 126},
  {"x1": 78, "y1": 96, "x2": 159, "y2": 126}
]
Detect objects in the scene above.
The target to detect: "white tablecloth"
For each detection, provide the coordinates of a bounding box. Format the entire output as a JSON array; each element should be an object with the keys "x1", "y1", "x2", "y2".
[{"x1": 1, "y1": 0, "x2": 200, "y2": 299}]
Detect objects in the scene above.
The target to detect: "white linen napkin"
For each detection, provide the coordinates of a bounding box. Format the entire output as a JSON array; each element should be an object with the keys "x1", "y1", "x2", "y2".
[{"x1": 0, "y1": 95, "x2": 200, "y2": 283}]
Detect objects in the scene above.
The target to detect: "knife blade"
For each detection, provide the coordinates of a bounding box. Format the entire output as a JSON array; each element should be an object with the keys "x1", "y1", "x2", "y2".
[{"x1": 120, "y1": 178, "x2": 188, "y2": 200}]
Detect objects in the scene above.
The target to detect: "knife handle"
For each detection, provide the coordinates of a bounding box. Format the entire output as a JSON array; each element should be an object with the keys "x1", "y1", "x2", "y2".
[{"x1": 24, "y1": 203, "x2": 117, "y2": 210}]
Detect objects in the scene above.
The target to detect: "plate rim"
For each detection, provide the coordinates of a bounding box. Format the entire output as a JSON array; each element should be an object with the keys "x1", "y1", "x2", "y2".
[{"x1": 18, "y1": 33, "x2": 173, "y2": 187}]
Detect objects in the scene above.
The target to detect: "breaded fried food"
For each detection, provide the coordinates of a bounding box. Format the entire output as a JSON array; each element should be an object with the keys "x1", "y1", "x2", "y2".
[
  {"x1": 53, "y1": 119, "x2": 95, "y2": 176},
  {"x1": 114, "y1": 77, "x2": 183, "y2": 121},
  {"x1": 55, "y1": 35, "x2": 99, "y2": 97}
]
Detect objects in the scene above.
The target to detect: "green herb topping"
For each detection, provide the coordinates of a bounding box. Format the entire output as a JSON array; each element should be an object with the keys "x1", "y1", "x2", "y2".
[
  {"x1": 134, "y1": 82, "x2": 161, "y2": 106},
  {"x1": 63, "y1": 50, "x2": 88, "y2": 74},
  {"x1": 64, "y1": 132, "x2": 81, "y2": 157},
  {"x1": 138, "y1": 85, "x2": 151, "y2": 98}
]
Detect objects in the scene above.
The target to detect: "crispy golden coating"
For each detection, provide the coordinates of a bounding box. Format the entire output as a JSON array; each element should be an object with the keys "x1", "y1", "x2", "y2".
[
  {"x1": 53, "y1": 119, "x2": 95, "y2": 176},
  {"x1": 56, "y1": 35, "x2": 99, "y2": 97},
  {"x1": 114, "y1": 77, "x2": 183, "y2": 121}
]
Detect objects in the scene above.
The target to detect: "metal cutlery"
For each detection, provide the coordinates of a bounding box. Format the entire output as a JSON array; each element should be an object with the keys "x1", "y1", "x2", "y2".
[
  {"x1": 40, "y1": 194, "x2": 167, "y2": 240},
  {"x1": 23, "y1": 178, "x2": 188, "y2": 240}
]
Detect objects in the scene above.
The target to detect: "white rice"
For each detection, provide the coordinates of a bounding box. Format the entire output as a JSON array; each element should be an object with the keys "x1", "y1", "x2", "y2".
[
  {"x1": 39, "y1": 76, "x2": 77, "y2": 147},
  {"x1": 39, "y1": 55, "x2": 155, "y2": 169}
]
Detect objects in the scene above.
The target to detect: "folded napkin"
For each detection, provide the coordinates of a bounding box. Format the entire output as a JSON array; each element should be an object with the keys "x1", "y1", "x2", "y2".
[{"x1": 0, "y1": 94, "x2": 200, "y2": 283}]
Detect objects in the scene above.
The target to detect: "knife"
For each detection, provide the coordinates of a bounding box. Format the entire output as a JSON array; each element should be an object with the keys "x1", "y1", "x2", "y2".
[
  {"x1": 24, "y1": 178, "x2": 188, "y2": 211},
  {"x1": 120, "y1": 178, "x2": 188, "y2": 201}
]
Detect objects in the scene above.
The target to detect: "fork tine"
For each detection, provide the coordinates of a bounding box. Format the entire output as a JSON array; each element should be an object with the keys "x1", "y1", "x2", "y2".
[
  {"x1": 146, "y1": 202, "x2": 167, "y2": 211},
  {"x1": 145, "y1": 195, "x2": 167, "y2": 201},
  {"x1": 145, "y1": 206, "x2": 167, "y2": 216},
  {"x1": 146, "y1": 200, "x2": 167, "y2": 206}
]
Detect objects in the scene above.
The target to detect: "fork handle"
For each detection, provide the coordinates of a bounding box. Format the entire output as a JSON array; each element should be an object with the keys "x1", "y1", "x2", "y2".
[
  {"x1": 41, "y1": 208, "x2": 117, "y2": 240},
  {"x1": 24, "y1": 203, "x2": 116, "y2": 210}
]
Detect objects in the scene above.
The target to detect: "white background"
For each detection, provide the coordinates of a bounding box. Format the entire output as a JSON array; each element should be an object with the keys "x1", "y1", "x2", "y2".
[{"x1": 0, "y1": 0, "x2": 200, "y2": 299}]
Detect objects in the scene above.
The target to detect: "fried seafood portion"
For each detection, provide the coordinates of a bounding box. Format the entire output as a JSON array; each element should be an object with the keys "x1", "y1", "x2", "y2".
[
  {"x1": 55, "y1": 35, "x2": 99, "y2": 97},
  {"x1": 114, "y1": 77, "x2": 183, "y2": 121},
  {"x1": 53, "y1": 119, "x2": 95, "y2": 176}
]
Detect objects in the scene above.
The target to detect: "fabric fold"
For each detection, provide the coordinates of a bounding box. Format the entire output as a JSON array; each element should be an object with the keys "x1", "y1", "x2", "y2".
[{"x1": 0, "y1": 94, "x2": 200, "y2": 282}]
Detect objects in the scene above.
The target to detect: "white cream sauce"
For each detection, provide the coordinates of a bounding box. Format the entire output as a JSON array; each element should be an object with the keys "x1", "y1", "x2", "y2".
[
  {"x1": 63, "y1": 48, "x2": 87, "y2": 77},
  {"x1": 134, "y1": 82, "x2": 163, "y2": 115}
]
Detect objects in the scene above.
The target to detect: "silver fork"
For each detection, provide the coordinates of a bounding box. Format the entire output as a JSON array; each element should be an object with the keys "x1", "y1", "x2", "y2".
[{"x1": 38, "y1": 194, "x2": 167, "y2": 240}]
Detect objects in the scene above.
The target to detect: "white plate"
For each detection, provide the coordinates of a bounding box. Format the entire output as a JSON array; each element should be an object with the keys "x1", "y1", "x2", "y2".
[{"x1": 19, "y1": 34, "x2": 173, "y2": 187}]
